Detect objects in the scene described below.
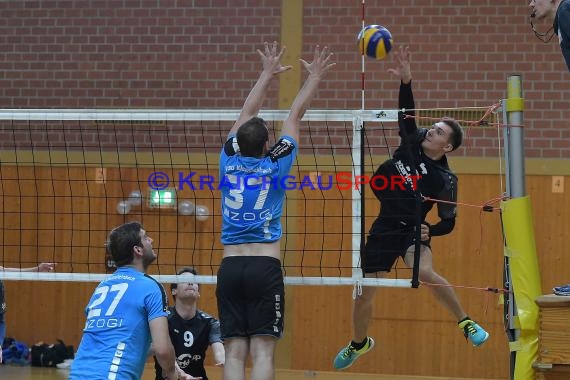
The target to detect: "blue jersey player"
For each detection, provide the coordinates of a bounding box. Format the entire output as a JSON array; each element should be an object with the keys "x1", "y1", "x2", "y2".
[
  {"x1": 70, "y1": 222, "x2": 179, "y2": 380},
  {"x1": 216, "y1": 42, "x2": 335, "y2": 380}
]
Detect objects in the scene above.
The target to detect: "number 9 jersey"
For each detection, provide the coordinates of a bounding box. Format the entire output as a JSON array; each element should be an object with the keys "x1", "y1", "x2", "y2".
[{"x1": 219, "y1": 135, "x2": 297, "y2": 245}]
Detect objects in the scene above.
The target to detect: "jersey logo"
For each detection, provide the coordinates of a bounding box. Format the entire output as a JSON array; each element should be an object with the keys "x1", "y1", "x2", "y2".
[
  {"x1": 177, "y1": 353, "x2": 203, "y2": 369},
  {"x1": 223, "y1": 137, "x2": 239, "y2": 156},
  {"x1": 268, "y1": 138, "x2": 294, "y2": 162}
]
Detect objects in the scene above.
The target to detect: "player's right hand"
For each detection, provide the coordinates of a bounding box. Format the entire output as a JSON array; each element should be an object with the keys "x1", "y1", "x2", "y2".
[{"x1": 387, "y1": 46, "x2": 412, "y2": 84}]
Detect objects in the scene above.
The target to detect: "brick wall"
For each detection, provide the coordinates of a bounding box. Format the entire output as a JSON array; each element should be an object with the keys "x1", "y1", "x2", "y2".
[{"x1": 0, "y1": 0, "x2": 569, "y2": 158}]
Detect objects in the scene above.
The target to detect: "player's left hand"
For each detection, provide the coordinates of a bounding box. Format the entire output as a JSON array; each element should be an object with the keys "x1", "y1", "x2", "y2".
[{"x1": 301, "y1": 45, "x2": 336, "y2": 79}]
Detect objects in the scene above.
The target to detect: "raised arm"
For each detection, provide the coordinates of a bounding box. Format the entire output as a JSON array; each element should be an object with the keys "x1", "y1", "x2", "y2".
[
  {"x1": 281, "y1": 45, "x2": 335, "y2": 143},
  {"x1": 388, "y1": 46, "x2": 418, "y2": 138},
  {"x1": 228, "y1": 41, "x2": 292, "y2": 138}
]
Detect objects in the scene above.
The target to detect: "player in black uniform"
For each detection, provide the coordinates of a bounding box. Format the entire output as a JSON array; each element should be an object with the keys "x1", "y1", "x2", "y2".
[
  {"x1": 529, "y1": 0, "x2": 570, "y2": 72},
  {"x1": 155, "y1": 268, "x2": 224, "y2": 380},
  {"x1": 333, "y1": 46, "x2": 489, "y2": 370}
]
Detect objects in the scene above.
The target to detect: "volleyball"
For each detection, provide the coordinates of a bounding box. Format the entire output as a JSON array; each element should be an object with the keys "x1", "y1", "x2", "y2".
[{"x1": 357, "y1": 24, "x2": 393, "y2": 60}]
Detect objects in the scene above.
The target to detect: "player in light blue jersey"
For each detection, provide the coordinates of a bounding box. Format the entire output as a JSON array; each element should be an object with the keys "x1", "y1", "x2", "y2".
[
  {"x1": 69, "y1": 222, "x2": 180, "y2": 380},
  {"x1": 219, "y1": 127, "x2": 297, "y2": 244},
  {"x1": 216, "y1": 42, "x2": 335, "y2": 380}
]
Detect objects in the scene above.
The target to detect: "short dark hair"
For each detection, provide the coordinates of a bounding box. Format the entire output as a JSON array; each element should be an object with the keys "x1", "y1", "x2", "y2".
[
  {"x1": 236, "y1": 117, "x2": 269, "y2": 157},
  {"x1": 106, "y1": 222, "x2": 143, "y2": 267},
  {"x1": 441, "y1": 117, "x2": 463, "y2": 151},
  {"x1": 170, "y1": 267, "x2": 198, "y2": 296}
]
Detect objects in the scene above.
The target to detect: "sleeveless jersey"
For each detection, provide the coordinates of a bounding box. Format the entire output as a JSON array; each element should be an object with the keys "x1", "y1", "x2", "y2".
[{"x1": 219, "y1": 135, "x2": 297, "y2": 244}]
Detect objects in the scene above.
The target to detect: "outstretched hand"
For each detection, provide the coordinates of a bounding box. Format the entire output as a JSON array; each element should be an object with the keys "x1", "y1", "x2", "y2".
[
  {"x1": 257, "y1": 41, "x2": 292, "y2": 76},
  {"x1": 38, "y1": 262, "x2": 56, "y2": 272},
  {"x1": 387, "y1": 45, "x2": 412, "y2": 84},
  {"x1": 300, "y1": 45, "x2": 336, "y2": 79}
]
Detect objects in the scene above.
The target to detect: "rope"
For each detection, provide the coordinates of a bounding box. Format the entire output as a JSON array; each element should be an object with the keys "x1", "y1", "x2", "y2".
[
  {"x1": 421, "y1": 194, "x2": 507, "y2": 213},
  {"x1": 401, "y1": 102, "x2": 524, "y2": 128},
  {"x1": 420, "y1": 281, "x2": 510, "y2": 294}
]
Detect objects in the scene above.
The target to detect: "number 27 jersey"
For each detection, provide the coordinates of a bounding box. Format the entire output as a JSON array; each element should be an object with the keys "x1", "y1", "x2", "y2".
[
  {"x1": 219, "y1": 135, "x2": 297, "y2": 245},
  {"x1": 69, "y1": 267, "x2": 169, "y2": 380}
]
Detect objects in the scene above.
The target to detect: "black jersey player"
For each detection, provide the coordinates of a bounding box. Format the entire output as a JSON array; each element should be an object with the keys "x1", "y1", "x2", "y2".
[
  {"x1": 154, "y1": 268, "x2": 224, "y2": 380},
  {"x1": 333, "y1": 46, "x2": 489, "y2": 371}
]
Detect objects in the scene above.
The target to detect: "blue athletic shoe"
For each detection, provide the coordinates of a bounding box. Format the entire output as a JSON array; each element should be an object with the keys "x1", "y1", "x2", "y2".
[
  {"x1": 553, "y1": 284, "x2": 570, "y2": 296},
  {"x1": 459, "y1": 319, "x2": 489, "y2": 347},
  {"x1": 333, "y1": 337, "x2": 375, "y2": 370}
]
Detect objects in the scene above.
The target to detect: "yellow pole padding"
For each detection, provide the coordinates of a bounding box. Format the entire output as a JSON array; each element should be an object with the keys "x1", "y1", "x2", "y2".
[
  {"x1": 502, "y1": 196, "x2": 542, "y2": 380},
  {"x1": 506, "y1": 75, "x2": 525, "y2": 112},
  {"x1": 505, "y1": 97, "x2": 524, "y2": 113}
]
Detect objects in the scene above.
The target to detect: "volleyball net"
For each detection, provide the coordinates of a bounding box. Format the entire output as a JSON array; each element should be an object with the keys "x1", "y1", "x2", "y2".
[{"x1": 0, "y1": 107, "x2": 500, "y2": 286}]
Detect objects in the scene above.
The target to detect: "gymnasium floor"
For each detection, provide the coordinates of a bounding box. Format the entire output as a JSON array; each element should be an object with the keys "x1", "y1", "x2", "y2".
[{"x1": 0, "y1": 364, "x2": 505, "y2": 380}]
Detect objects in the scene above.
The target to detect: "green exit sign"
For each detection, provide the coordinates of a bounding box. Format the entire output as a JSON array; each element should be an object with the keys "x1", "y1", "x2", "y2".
[{"x1": 148, "y1": 188, "x2": 177, "y2": 209}]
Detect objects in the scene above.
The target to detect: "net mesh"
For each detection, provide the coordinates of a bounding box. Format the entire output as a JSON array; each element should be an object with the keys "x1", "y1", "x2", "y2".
[{"x1": 0, "y1": 107, "x2": 499, "y2": 286}]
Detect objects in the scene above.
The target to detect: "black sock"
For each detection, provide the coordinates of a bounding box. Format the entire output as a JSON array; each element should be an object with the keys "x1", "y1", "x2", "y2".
[{"x1": 351, "y1": 337, "x2": 368, "y2": 350}]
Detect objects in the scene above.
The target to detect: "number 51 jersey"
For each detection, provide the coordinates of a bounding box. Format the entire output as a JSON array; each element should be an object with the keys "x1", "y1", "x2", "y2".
[
  {"x1": 219, "y1": 135, "x2": 297, "y2": 245},
  {"x1": 69, "y1": 267, "x2": 169, "y2": 380}
]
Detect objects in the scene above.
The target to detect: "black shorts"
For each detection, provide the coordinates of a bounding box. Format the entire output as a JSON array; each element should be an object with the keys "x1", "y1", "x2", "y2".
[
  {"x1": 361, "y1": 223, "x2": 430, "y2": 273},
  {"x1": 216, "y1": 256, "x2": 284, "y2": 339}
]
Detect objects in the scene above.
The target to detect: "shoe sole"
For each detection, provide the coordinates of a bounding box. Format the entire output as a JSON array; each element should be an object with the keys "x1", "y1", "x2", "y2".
[
  {"x1": 471, "y1": 331, "x2": 489, "y2": 347},
  {"x1": 334, "y1": 338, "x2": 375, "y2": 370}
]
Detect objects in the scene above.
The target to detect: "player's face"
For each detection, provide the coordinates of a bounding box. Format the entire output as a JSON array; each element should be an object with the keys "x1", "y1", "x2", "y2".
[
  {"x1": 139, "y1": 229, "x2": 156, "y2": 269},
  {"x1": 175, "y1": 272, "x2": 200, "y2": 300},
  {"x1": 529, "y1": 0, "x2": 554, "y2": 20},
  {"x1": 421, "y1": 122, "x2": 454, "y2": 154}
]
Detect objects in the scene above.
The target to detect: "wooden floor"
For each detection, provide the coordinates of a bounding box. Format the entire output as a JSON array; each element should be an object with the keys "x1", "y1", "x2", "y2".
[{"x1": 0, "y1": 364, "x2": 506, "y2": 380}]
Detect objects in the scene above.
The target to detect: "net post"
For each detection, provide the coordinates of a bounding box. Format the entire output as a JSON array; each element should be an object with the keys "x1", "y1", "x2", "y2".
[{"x1": 505, "y1": 75, "x2": 524, "y2": 380}]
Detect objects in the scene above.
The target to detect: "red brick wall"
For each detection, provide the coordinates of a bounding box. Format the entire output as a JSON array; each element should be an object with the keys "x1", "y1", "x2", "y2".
[{"x1": 1, "y1": 0, "x2": 569, "y2": 158}]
